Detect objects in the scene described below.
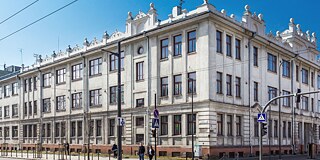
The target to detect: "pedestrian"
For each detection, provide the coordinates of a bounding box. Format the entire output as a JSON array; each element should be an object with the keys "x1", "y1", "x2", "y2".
[
  {"x1": 65, "y1": 142, "x2": 70, "y2": 155},
  {"x1": 147, "y1": 146, "x2": 155, "y2": 160},
  {"x1": 138, "y1": 143, "x2": 145, "y2": 160},
  {"x1": 112, "y1": 143, "x2": 118, "y2": 158}
]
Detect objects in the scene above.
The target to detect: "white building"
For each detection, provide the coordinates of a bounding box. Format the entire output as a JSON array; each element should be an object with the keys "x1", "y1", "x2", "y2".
[{"x1": 0, "y1": 0, "x2": 319, "y2": 158}]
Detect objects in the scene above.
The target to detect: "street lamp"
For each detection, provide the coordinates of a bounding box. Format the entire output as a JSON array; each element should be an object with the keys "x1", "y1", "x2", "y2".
[
  {"x1": 101, "y1": 41, "x2": 122, "y2": 160},
  {"x1": 187, "y1": 78, "x2": 195, "y2": 160}
]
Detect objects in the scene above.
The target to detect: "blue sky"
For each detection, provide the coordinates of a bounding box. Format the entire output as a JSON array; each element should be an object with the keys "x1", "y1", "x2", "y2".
[{"x1": 0, "y1": 0, "x2": 319, "y2": 67}]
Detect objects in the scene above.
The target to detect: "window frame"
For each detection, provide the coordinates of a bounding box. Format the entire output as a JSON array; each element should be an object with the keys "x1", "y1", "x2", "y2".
[{"x1": 187, "y1": 30, "x2": 196, "y2": 53}]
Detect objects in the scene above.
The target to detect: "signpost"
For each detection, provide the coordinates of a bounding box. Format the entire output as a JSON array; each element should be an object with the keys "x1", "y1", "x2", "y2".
[
  {"x1": 257, "y1": 113, "x2": 267, "y2": 122},
  {"x1": 152, "y1": 118, "x2": 159, "y2": 128},
  {"x1": 118, "y1": 117, "x2": 125, "y2": 127}
]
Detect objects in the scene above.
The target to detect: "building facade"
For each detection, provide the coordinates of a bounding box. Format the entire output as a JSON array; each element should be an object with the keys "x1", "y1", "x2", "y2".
[{"x1": 0, "y1": 0, "x2": 319, "y2": 158}]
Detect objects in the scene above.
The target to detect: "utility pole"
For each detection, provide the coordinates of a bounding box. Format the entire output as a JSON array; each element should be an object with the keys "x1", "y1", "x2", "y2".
[
  {"x1": 101, "y1": 41, "x2": 122, "y2": 160},
  {"x1": 117, "y1": 41, "x2": 122, "y2": 160}
]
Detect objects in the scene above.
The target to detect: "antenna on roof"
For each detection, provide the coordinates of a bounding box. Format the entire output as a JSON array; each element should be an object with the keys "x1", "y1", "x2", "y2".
[{"x1": 19, "y1": 48, "x2": 23, "y2": 66}]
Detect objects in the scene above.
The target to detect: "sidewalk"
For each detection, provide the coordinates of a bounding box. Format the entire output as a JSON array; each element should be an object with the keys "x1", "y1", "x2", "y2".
[{"x1": 0, "y1": 152, "x2": 140, "y2": 160}]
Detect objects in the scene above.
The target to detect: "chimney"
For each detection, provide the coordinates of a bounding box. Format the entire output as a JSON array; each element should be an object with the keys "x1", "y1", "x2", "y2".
[{"x1": 172, "y1": 6, "x2": 182, "y2": 17}]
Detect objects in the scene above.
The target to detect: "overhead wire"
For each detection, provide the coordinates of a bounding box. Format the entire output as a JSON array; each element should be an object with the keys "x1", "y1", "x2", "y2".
[
  {"x1": 0, "y1": 0, "x2": 79, "y2": 42},
  {"x1": 0, "y1": 0, "x2": 40, "y2": 25}
]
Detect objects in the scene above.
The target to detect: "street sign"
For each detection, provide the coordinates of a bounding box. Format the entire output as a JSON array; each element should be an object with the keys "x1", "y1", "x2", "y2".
[
  {"x1": 118, "y1": 117, "x2": 125, "y2": 126},
  {"x1": 257, "y1": 113, "x2": 267, "y2": 122},
  {"x1": 152, "y1": 118, "x2": 160, "y2": 128},
  {"x1": 154, "y1": 109, "x2": 159, "y2": 118}
]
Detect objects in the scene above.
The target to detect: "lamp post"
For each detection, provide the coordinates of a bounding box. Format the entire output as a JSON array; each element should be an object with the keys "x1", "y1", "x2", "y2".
[
  {"x1": 187, "y1": 78, "x2": 195, "y2": 160},
  {"x1": 101, "y1": 41, "x2": 122, "y2": 160}
]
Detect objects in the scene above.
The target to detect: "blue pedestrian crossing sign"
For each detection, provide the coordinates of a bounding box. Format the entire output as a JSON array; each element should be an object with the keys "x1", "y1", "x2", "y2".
[
  {"x1": 257, "y1": 113, "x2": 267, "y2": 122},
  {"x1": 152, "y1": 118, "x2": 160, "y2": 128}
]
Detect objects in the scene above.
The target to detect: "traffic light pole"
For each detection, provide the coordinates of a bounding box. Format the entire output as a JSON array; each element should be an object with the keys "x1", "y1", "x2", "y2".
[{"x1": 258, "y1": 90, "x2": 320, "y2": 160}]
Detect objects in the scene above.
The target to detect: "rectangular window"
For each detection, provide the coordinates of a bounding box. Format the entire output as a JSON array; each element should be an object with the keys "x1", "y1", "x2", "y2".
[
  {"x1": 0, "y1": 127, "x2": 2, "y2": 137},
  {"x1": 267, "y1": 53, "x2": 277, "y2": 73},
  {"x1": 89, "y1": 120, "x2": 94, "y2": 136},
  {"x1": 226, "y1": 35, "x2": 232, "y2": 57},
  {"x1": 41, "y1": 124, "x2": 45, "y2": 137},
  {"x1": 226, "y1": 74, "x2": 232, "y2": 96},
  {"x1": 89, "y1": 58, "x2": 102, "y2": 76},
  {"x1": 56, "y1": 95, "x2": 66, "y2": 111},
  {"x1": 42, "y1": 98, "x2": 51, "y2": 112},
  {"x1": 55, "y1": 123, "x2": 60, "y2": 137},
  {"x1": 28, "y1": 78, "x2": 32, "y2": 91},
  {"x1": 282, "y1": 60, "x2": 290, "y2": 77},
  {"x1": 89, "y1": 89, "x2": 101, "y2": 106},
  {"x1": 236, "y1": 116, "x2": 241, "y2": 136},
  {"x1": 160, "y1": 39, "x2": 169, "y2": 59},
  {"x1": 77, "y1": 121, "x2": 82, "y2": 137},
  {"x1": 253, "y1": 47, "x2": 258, "y2": 66},
  {"x1": 110, "y1": 52, "x2": 124, "y2": 71},
  {"x1": 160, "y1": 116, "x2": 168, "y2": 135},
  {"x1": 0, "y1": 107, "x2": 2, "y2": 117},
  {"x1": 283, "y1": 90, "x2": 290, "y2": 107},
  {"x1": 302, "y1": 96, "x2": 309, "y2": 110},
  {"x1": 268, "y1": 86, "x2": 277, "y2": 105},
  {"x1": 136, "y1": 117, "x2": 144, "y2": 127},
  {"x1": 161, "y1": 77, "x2": 168, "y2": 97},
  {"x1": 187, "y1": 114, "x2": 196, "y2": 135},
  {"x1": 96, "y1": 120, "x2": 102, "y2": 136},
  {"x1": 109, "y1": 85, "x2": 124, "y2": 104},
  {"x1": 274, "y1": 120, "x2": 278, "y2": 137},
  {"x1": 288, "y1": 122, "x2": 291, "y2": 138},
  {"x1": 12, "y1": 83, "x2": 18, "y2": 95},
  {"x1": 72, "y1": 63, "x2": 83, "y2": 80},
  {"x1": 227, "y1": 115, "x2": 232, "y2": 136},
  {"x1": 173, "y1": 115, "x2": 181, "y2": 135},
  {"x1": 4, "y1": 106, "x2": 9, "y2": 117},
  {"x1": 235, "y1": 77, "x2": 241, "y2": 97},
  {"x1": 33, "y1": 77, "x2": 37, "y2": 90},
  {"x1": 254, "y1": 118, "x2": 258, "y2": 137},
  {"x1": 217, "y1": 72, "x2": 223, "y2": 94},
  {"x1": 302, "y1": 68, "x2": 309, "y2": 84},
  {"x1": 4, "y1": 85, "x2": 10, "y2": 97},
  {"x1": 283, "y1": 121, "x2": 286, "y2": 138},
  {"x1": 47, "y1": 123, "x2": 51, "y2": 137},
  {"x1": 24, "y1": 102, "x2": 27, "y2": 115},
  {"x1": 61, "y1": 122, "x2": 66, "y2": 137},
  {"x1": 136, "y1": 62, "x2": 144, "y2": 81},
  {"x1": 136, "y1": 134, "x2": 144, "y2": 144},
  {"x1": 29, "y1": 102, "x2": 32, "y2": 115},
  {"x1": 72, "y1": 92, "x2": 82, "y2": 109},
  {"x1": 318, "y1": 75, "x2": 320, "y2": 89},
  {"x1": 216, "y1": 30, "x2": 222, "y2": 53},
  {"x1": 4, "y1": 127, "x2": 9, "y2": 138},
  {"x1": 12, "y1": 126, "x2": 18, "y2": 138},
  {"x1": 311, "y1": 72, "x2": 314, "y2": 87},
  {"x1": 0, "y1": 87, "x2": 2, "y2": 99},
  {"x1": 254, "y1": 82, "x2": 258, "y2": 102},
  {"x1": 173, "y1": 35, "x2": 182, "y2": 56},
  {"x1": 43, "y1": 73, "x2": 51, "y2": 87},
  {"x1": 136, "y1": 98, "x2": 144, "y2": 107},
  {"x1": 12, "y1": 104, "x2": 18, "y2": 117},
  {"x1": 311, "y1": 98, "x2": 314, "y2": 112},
  {"x1": 235, "y1": 39, "x2": 241, "y2": 60},
  {"x1": 71, "y1": 122, "x2": 76, "y2": 137},
  {"x1": 188, "y1": 72, "x2": 196, "y2": 94},
  {"x1": 174, "y1": 75, "x2": 182, "y2": 95},
  {"x1": 56, "y1": 68, "x2": 66, "y2": 84},
  {"x1": 188, "y1": 30, "x2": 196, "y2": 53},
  {"x1": 217, "y1": 114, "x2": 223, "y2": 136},
  {"x1": 296, "y1": 65, "x2": 299, "y2": 82},
  {"x1": 24, "y1": 79, "x2": 27, "y2": 92},
  {"x1": 109, "y1": 119, "x2": 115, "y2": 136}
]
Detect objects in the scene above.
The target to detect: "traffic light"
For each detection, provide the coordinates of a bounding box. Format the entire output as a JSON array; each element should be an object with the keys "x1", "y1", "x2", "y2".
[
  {"x1": 151, "y1": 129, "x2": 156, "y2": 137},
  {"x1": 296, "y1": 89, "x2": 301, "y2": 103},
  {"x1": 261, "y1": 122, "x2": 268, "y2": 136}
]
